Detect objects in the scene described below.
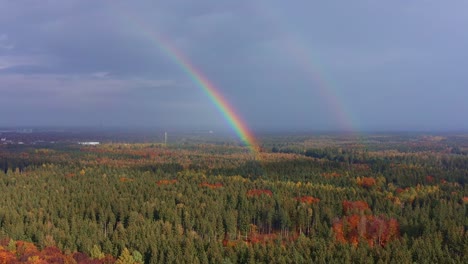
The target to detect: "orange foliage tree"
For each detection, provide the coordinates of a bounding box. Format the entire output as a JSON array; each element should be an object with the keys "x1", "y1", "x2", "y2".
[
  {"x1": 356, "y1": 177, "x2": 376, "y2": 189},
  {"x1": 0, "y1": 238, "x2": 116, "y2": 264},
  {"x1": 156, "y1": 179, "x2": 178, "y2": 186},
  {"x1": 295, "y1": 196, "x2": 320, "y2": 205},
  {"x1": 0, "y1": 249, "x2": 17, "y2": 263},
  {"x1": 333, "y1": 215, "x2": 400, "y2": 247},
  {"x1": 247, "y1": 189, "x2": 273, "y2": 197},
  {"x1": 200, "y1": 182, "x2": 223, "y2": 189}
]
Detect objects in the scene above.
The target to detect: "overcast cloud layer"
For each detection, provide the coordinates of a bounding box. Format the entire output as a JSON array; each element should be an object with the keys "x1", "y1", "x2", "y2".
[{"x1": 1, "y1": 0, "x2": 467, "y2": 132}]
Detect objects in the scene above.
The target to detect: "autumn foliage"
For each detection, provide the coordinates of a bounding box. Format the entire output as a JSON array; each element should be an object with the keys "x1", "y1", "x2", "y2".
[
  {"x1": 425, "y1": 175, "x2": 435, "y2": 183},
  {"x1": 395, "y1": 188, "x2": 405, "y2": 194},
  {"x1": 342, "y1": 200, "x2": 370, "y2": 215},
  {"x1": 156, "y1": 179, "x2": 178, "y2": 185},
  {"x1": 333, "y1": 214, "x2": 400, "y2": 247},
  {"x1": 334, "y1": 200, "x2": 400, "y2": 247},
  {"x1": 295, "y1": 196, "x2": 320, "y2": 204},
  {"x1": 119, "y1": 177, "x2": 134, "y2": 182},
  {"x1": 200, "y1": 182, "x2": 223, "y2": 189},
  {"x1": 0, "y1": 239, "x2": 115, "y2": 264},
  {"x1": 0, "y1": 133, "x2": 465, "y2": 263},
  {"x1": 247, "y1": 189, "x2": 273, "y2": 197},
  {"x1": 321, "y1": 172, "x2": 342, "y2": 178},
  {"x1": 356, "y1": 177, "x2": 377, "y2": 188},
  {"x1": 0, "y1": 248, "x2": 16, "y2": 263}
]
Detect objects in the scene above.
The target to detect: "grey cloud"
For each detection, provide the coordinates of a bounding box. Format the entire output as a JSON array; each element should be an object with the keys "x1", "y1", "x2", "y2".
[
  {"x1": 1, "y1": 0, "x2": 467, "y2": 131},
  {"x1": 0, "y1": 34, "x2": 14, "y2": 50},
  {"x1": 0, "y1": 74, "x2": 177, "y2": 104},
  {"x1": 0, "y1": 55, "x2": 48, "y2": 70}
]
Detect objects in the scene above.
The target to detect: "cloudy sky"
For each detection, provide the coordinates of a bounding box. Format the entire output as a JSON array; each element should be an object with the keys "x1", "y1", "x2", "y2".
[{"x1": 1, "y1": 0, "x2": 467, "y2": 132}]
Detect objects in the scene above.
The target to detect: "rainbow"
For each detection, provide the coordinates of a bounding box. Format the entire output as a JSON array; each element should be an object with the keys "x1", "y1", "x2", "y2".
[
  {"x1": 251, "y1": 3, "x2": 359, "y2": 132},
  {"x1": 287, "y1": 42, "x2": 357, "y2": 132},
  {"x1": 160, "y1": 39, "x2": 259, "y2": 151},
  {"x1": 117, "y1": 15, "x2": 259, "y2": 153}
]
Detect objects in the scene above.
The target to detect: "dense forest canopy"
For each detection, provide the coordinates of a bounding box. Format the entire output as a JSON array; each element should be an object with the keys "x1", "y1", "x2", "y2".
[{"x1": 0, "y1": 131, "x2": 466, "y2": 263}]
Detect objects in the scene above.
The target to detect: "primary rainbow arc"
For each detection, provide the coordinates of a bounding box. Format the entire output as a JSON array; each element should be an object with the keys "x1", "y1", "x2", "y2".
[
  {"x1": 125, "y1": 17, "x2": 258, "y2": 153},
  {"x1": 164, "y1": 40, "x2": 259, "y2": 152}
]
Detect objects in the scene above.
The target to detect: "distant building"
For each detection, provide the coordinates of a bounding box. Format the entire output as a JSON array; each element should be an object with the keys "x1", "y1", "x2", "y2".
[
  {"x1": 78, "y1": 142, "x2": 100, "y2": 146},
  {"x1": 2, "y1": 139, "x2": 13, "y2": 144}
]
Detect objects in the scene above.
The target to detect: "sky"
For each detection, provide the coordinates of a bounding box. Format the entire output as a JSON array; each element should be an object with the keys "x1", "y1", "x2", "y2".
[{"x1": 0, "y1": 0, "x2": 467, "y2": 132}]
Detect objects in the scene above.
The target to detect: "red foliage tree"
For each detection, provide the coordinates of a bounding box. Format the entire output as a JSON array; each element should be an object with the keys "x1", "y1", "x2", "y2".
[
  {"x1": 38, "y1": 246, "x2": 76, "y2": 263},
  {"x1": 425, "y1": 175, "x2": 435, "y2": 183},
  {"x1": 395, "y1": 188, "x2": 405, "y2": 194},
  {"x1": 73, "y1": 251, "x2": 103, "y2": 264},
  {"x1": 16, "y1": 241, "x2": 40, "y2": 262}
]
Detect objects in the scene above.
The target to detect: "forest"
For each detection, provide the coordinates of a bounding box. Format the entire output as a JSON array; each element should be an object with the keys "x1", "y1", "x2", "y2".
[{"x1": 0, "y1": 132, "x2": 466, "y2": 263}]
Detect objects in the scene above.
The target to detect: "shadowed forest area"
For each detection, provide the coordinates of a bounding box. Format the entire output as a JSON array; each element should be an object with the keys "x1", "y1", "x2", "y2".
[{"x1": 0, "y1": 132, "x2": 467, "y2": 263}]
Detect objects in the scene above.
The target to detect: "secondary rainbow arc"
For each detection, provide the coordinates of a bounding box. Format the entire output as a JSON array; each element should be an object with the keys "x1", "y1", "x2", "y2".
[{"x1": 252, "y1": 3, "x2": 359, "y2": 133}]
